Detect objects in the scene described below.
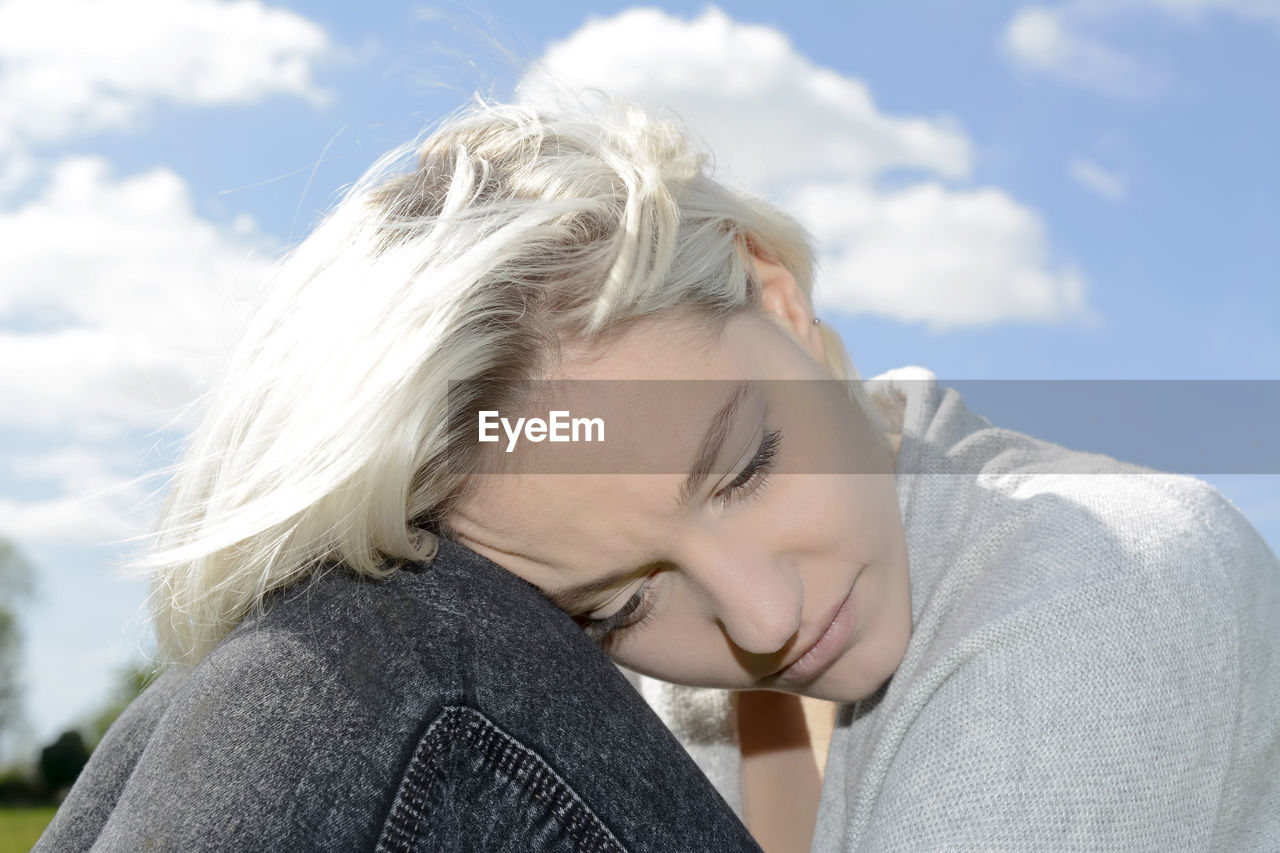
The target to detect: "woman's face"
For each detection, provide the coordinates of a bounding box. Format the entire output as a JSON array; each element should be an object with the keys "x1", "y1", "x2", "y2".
[{"x1": 448, "y1": 264, "x2": 912, "y2": 703}]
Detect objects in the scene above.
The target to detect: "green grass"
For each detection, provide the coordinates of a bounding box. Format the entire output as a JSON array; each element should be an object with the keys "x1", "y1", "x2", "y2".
[{"x1": 0, "y1": 806, "x2": 57, "y2": 852}]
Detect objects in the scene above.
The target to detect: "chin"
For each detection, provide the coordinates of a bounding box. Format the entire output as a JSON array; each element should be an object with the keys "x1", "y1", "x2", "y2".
[
  {"x1": 808, "y1": 631, "x2": 911, "y2": 703},
  {"x1": 797, "y1": 676, "x2": 889, "y2": 704}
]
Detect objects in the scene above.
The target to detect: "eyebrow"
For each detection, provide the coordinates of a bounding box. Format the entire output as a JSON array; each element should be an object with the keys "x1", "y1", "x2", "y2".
[
  {"x1": 679, "y1": 378, "x2": 754, "y2": 507},
  {"x1": 544, "y1": 379, "x2": 754, "y2": 615},
  {"x1": 544, "y1": 561, "x2": 664, "y2": 615}
]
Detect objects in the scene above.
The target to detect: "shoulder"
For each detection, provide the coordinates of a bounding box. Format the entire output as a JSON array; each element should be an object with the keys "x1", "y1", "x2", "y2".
[
  {"x1": 889, "y1": 368, "x2": 1280, "y2": 689},
  {"x1": 896, "y1": 430, "x2": 1266, "y2": 740},
  {"x1": 899, "y1": 455, "x2": 1260, "y2": 765},
  {"x1": 858, "y1": 470, "x2": 1255, "y2": 849},
  {"x1": 975, "y1": 458, "x2": 1269, "y2": 614},
  {"x1": 854, "y1": 372, "x2": 1280, "y2": 846},
  {"x1": 887, "y1": 367, "x2": 1277, "y2": 602},
  {"x1": 914, "y1": 399, "x2": 1273, "y2": 611},
  {"x1": 855, "y1": 466, "x2": 1280, "y2": 847}
]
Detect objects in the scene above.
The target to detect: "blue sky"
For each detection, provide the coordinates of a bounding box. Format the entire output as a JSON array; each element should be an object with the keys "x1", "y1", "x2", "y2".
[{"x1": 0, "y1": 0, "x2": 1276, "y2": 757}]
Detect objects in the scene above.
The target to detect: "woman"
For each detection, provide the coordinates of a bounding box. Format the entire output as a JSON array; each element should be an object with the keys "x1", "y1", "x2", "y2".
[{"x1": 39, "y1": 94, "x2": 1279, "y2": 851}]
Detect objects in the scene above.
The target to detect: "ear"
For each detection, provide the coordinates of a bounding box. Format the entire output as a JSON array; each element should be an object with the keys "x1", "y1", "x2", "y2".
[{"x1": 751, "y1": 251, "x2": 828, "y2": 367}]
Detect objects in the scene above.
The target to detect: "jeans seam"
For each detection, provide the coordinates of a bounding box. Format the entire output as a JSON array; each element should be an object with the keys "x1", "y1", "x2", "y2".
[
  {"x1": 375, "y1": 705, "x2": 628, "y2": 853},
  {"x1": 375, "y1": 708, "x2": 454, "y2": 853}
]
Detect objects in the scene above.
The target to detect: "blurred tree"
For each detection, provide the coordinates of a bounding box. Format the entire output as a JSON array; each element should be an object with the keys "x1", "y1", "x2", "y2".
[
  {"x1": 0, "y1": 763, "x2": 42, "y2": 804},
  {"x1": 38, "y1": 730, "x2": 90, "y2": 793},
  {"x1": 85, "y1": 661, "x2": 160, "y2": 748},
  {"x1": 0, "y1": 539, "x2": 35, "y2": 763}
]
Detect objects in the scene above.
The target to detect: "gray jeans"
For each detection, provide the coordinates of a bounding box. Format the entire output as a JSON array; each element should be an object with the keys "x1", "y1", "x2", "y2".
[{"x1": 36, "y1": 537, "x2": 761, "y2": 851}]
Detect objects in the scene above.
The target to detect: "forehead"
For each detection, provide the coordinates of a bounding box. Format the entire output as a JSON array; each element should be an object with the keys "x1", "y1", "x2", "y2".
[
  {"x1": 449, "y1": 310, "x2": 787, "y2": 576},
  {"x1": 556, "y1": 309, "x2": 735, "y2": 380}
]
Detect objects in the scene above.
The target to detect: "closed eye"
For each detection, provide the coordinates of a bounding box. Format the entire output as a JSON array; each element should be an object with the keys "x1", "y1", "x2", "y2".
[
  {"x1": 715, "y1": 427, "x2": 781, "y2": 507},
  {"x1": 575, "y1": 574, "x2": 659, "y2": 642}
]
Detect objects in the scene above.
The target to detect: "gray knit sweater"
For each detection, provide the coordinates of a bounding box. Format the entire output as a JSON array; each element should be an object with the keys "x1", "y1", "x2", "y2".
[{"x1": 630, "y1": 366, "x2": 1280, "y2": 851}]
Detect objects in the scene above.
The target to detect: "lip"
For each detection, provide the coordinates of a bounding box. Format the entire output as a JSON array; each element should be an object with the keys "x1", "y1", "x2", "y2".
[{"x1": 767, "y1": 572, "x2": 861, "y2": 684}]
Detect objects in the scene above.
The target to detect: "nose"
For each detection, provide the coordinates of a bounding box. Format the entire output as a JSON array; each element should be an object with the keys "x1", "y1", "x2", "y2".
[{"x1": 680, "y1": 536, "x2": 804, "y2": 657}]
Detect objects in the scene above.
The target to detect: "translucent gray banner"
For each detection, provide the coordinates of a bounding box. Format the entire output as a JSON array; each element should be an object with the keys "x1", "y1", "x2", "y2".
[{"x1": 445, "y1": 379, "x2": 1280, "y2": 475}]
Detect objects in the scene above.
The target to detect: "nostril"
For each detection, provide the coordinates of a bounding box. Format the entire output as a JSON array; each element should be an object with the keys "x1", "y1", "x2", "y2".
[{"x1": 728, "y1": 641, "x2": 799, "y2": 680}]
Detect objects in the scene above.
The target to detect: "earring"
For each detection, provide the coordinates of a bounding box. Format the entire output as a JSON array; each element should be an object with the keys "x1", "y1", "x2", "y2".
[{"x1": 813, "y1": 317, "x2": 821, "y2": 326}]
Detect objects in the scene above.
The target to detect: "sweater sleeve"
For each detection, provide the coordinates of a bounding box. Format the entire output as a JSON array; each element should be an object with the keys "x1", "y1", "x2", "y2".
[{"x1": 858, "y1": 529, "x2": 1242, "y2": 851}]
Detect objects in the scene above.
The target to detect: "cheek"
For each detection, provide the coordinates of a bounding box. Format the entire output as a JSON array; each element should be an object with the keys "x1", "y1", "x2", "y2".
[
  {"x1": 610, "y1": 592, "x2": 745, "y2": 686},
  {"x1": 765, "y1": 475, "x2": 863, "y2": 549},
  {"x1": 838, "y1": 475, "x2": 898, "y2": 532}
]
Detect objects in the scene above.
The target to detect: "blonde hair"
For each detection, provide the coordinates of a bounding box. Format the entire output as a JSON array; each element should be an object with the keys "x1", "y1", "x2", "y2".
[{"x1": 140, "y1": 94, "x2": 877, "y2": 664}]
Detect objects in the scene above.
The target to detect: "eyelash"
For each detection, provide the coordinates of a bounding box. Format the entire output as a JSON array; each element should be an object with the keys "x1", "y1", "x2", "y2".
[
  {"x1": 576, "y1": 427, "x2": 783, "y2": 645},
  {"x1": 578, "y1": 576, "x2": 660, "y2": 646},
  {"x1": 715, "y1": 426, "x2": 781, "y2": 508}
]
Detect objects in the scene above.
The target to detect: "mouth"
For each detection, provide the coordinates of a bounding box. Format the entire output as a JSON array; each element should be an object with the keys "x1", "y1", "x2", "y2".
[{"x1": 766, "y1": 567, "x2": 863, "y2": 684}]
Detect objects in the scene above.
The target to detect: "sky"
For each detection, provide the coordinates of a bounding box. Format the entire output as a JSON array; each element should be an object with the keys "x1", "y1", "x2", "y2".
[{"x1": 0, "y1": 0, "x2": 1277, "y2": 757}]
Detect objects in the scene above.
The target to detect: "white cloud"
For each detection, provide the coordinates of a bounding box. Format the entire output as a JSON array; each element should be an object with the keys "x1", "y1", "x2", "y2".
[
  {"x1": 1068, "y1": 157, "x2": 1129, "y2": 201},
  {"x1": 788, "y1": 182, "x2": 1090, "y2": 329},
  {"x1": 519, "y1": 6, "x2": 1087, "y2": 329},
  {"x1": 0, "y1": 157, "x2": 275, "y2": 439},
  {"x1": 1001, "y1": 5, "x2": 1165, "y2": 97},
  {"x1": 519, "y1": 7, "x2": 972, "y2": 190},
  {"x1": 8, "y1": 445, "x2": 133, "y2": 493},
  {"x1": 0, "y1": 443, "x2": 159, "y2": 545},
  {"x1": 0, "y1": 149, "x2": 34, "y2": 196},
  {"x1": 0, "y1": 0, "x2": 338, "y2": 748},
  {"x1": 1002, "y1": 0, "x2": 1280, "y2": 96},
  {"x1": 0, "y1": 0, "x2": 332, "y2": 158},
  {"x1": 0, "y1": 158, "x2": 275, "y2": 544},
  {"x1": 0, "y1": 492, "x2": 142, "y2": 545}
]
